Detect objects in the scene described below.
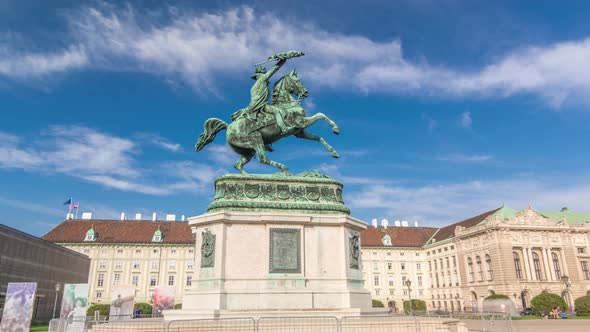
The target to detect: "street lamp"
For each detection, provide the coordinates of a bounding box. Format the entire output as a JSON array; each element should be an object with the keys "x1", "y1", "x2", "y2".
[
  {"x1": 561, "y1": 275, "x2": 571, "y2": 312},
  {"x1": 561, "y1": 275, "x2": 571, "y2": 288},
  {"x1": 52, "y1": 283, "x2": 62, "y2": 319},
  {"x1": 405, "y1": 279, "x2": 412, "y2": 316}
]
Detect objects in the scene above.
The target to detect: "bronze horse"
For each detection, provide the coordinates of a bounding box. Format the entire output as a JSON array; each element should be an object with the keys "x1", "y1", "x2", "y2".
[{"x1": 195, "y1": 70, "x2": 340, "y2": 174}]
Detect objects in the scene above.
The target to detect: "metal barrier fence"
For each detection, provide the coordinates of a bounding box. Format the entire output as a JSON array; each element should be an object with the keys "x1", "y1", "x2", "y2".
[
  {"x1": 167, "y1": 317, "x2": 256, "y2": 332},
  {"x1": 48, "y1": 312, "x2": 511, "y2": 332}
]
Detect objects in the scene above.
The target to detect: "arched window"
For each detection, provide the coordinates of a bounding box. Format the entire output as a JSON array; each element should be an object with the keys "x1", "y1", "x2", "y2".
[
  {"x1": 552, "y1": 252, "x2": 562, "y2": 280},
  {"x1": 513, "y1": 252, "x2": 523, "y2": 280},
  {"x1": 532, "y1": 252, "x2": 543, "y2": 280},
  {"x1": 476, "y1": 256, "x2": 483, "y2": 281},
  {"x1": 485, "y1": 254, "x2": 494, "y2": 281},
  {"x1": 468, "y1": 257, "x2": 474, "y2": 282}
]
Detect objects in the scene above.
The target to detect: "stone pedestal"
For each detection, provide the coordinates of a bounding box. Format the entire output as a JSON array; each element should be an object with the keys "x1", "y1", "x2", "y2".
[{"x1": 166, "y1": 172, "x2": 372, "y2": 320}]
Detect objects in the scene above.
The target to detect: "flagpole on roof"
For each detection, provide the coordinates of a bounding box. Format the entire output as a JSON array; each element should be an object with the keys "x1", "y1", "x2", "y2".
[
  {"x1": 69, "y1": 197, "x2": 73, "y2": 215},
  {"x1": 75, "y1": 202, "x2": 79, "y2": 219}
]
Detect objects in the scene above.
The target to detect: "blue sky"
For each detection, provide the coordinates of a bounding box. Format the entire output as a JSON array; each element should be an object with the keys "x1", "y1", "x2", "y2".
[{"x1": 2, "y1": 0, "x2": 590, "y2": 236}]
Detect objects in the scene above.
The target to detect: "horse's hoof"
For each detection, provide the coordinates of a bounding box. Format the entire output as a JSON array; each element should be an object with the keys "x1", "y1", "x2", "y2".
[
  {"x1": 331, "y1": 151, "x2": 340, "y2": 158},
  {"x1": 333, "y1": 127, "x2": 340, "y2": 135}
]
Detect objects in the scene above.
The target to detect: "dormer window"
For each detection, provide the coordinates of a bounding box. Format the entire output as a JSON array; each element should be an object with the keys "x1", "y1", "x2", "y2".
[
  {"x1": 382, "y1": 234, "x2": 392, "y2": 246},
  {"x1": 152, "y1": 227, "x2": 163, "y2": 242},
  {"x1": 84, "y1": 226, "x2": 96, "y2": 241}
]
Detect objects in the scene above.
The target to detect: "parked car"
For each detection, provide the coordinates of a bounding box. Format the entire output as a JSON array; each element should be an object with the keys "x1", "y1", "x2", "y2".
[{"x1": 520, "y1": 308, "x2": 535, "y2": 316}]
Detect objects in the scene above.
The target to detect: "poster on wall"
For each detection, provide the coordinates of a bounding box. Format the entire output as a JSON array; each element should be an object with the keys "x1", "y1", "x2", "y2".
[
  {"x1": 153, "y1": 285, "x2": 176, "y2": 315},
  {"x1": 108, "y1": 285, "x2": 135, "y2": 320},
  {"x1": 0, "y1": 282, "x2": 37, "y2": 332},
  {"x1": 59, "y1": 284, "x2": 90, "y2": 319}
]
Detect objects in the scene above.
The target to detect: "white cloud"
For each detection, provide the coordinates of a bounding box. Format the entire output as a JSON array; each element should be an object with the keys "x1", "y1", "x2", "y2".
[
  {"x1": 0, "y1": 126, "x2": 221, "y2": 195},
  {"x1": 2, "y1": 6, "x2": 590, "y2": 106},
  {"x1": 0, "y1": 196, "x2": 64, "y2": 217},
  {"x1": 136, "y1": 133, "x2": 182, "y2": 152},
  {"x1": 421, "y1": 114, "x2": 438, "y2": 130},
  {"x1": 460, "y1": 111, "x2": 472, "y2": 128},
  {"x1": 436, "y1": 153, "x2": 493, "y2": 163},
  {"x1": 347, "y1": 176, "x2": 590, "y2": 226}
]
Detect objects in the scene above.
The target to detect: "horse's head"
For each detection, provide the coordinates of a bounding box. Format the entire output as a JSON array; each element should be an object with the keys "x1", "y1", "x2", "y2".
[{"x1": 272, "y1": 69, "x2": 309, "y2": 104}]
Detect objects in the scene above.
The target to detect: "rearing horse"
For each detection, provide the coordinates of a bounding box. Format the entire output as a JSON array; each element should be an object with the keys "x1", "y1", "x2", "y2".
[{"x1": 195, "y1": 70, "x2": 340, "y2": 174}]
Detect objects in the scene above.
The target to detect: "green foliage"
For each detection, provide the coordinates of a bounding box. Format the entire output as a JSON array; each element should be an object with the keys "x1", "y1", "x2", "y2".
[
  {"x1": 372, "y1": 299, "x2": 385, "y2": 307},
  {"x1": 403, "y1": 299, "x2": 427, "y2": 314},
  {"x1": 574, "y1": 296, "x2": 590, "y2": 316},
  {"x1": 485, "y1": 293, "x2": 510, "y2": 300},
  {"x1": 134, "y1": 302, "x2": 153, "y2": 315},
  {"x1": 174, "y1": 303, "x2": 182, "y2": 309},
  {"x1": 86, "y1": 304, "x2": 110, "y2": 316},
  {"x1": 531, "y1": 292, "x2": 567, "y2": 313}
]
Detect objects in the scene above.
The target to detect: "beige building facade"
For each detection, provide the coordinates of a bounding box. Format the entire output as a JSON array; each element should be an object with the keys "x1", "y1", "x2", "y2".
[{"x1": 43, "y1": 206, "x2": 590, "y2": 312}]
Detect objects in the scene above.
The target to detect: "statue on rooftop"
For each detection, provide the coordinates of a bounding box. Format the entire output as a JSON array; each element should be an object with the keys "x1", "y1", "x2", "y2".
[{"x1": 195, "y1": 50, "x2": 340, "y2": 175}]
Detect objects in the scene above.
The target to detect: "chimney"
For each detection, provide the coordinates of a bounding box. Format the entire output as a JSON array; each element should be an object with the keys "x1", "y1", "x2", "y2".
[
  {"x1": 81, "y1": 212, "x2": 93, "y2": 220},
  {"x1": 181, "y1": 215, "x2": 185, "y2": 221},
  {"x1": 166, "y1": 214, "x2": 176, "y2": 221},
  {"x1": 401, "y1": 220, "x2": 409, "y2": 227},
  {"x1": 120, "y1": 212, "x2": 126, "y2": 221},
  {"x1": 414, "y1": 220, "x2": 419, "y2": 227},
  {"x1": 381, "y1": 218, "x2": 389, "y2": 229},
  {"x1": 66, "y1": 213, "x2": 74, "y2": 220},
  {"x1": 135, "y1": 213, "x2": 142, "y2": 220},
  {"x1": 152, "y1": 212, "x2": 157, "y2": 221},
  {"x1": 371, "y1": 218, "x2": 378, "y2": 228},
  {"x1": 394, "y1": 220, "x2": 401, "y2": 227}
]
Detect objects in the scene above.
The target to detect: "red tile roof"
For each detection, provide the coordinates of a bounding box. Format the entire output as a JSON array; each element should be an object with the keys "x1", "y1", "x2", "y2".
[
  {"x1": 431, "y1": 207, "x2": 501, "y2": 242},
  {"x1": 41, "y1": 220, "x2": 194, "y2": 244},
  {"x1": 361, "y1": 226, "x2": 438, "y2": 247}
]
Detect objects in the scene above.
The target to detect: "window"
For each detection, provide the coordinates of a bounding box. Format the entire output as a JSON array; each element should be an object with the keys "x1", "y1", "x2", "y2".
[
  {"x1": 386, "y1": 251, "x2": 392, "y2": 256},
  {"x1": 446, "y1": 257, "x2": 450, "y2": 268},
  {"x1": 476, "y1": 256, "x2": 483, "y2": 281},
  {"x1": 387, "y1": 262, "x2": 392, "y2": 270},
  {"x1": 403, "y1": 289, "x2": 407, "y2": 296},
  {"x1": 389, "y1": 279, "x2": 394, "y2": 287},
  {"x1": 454, "y1": 270, "x2": 459, "y2": 286},
  {"x1": 171, "y1": 249, "x2": 177, "y2": 254},
  {"x1": 417, "y1": 263, "x2": 421, "y2": 271},
  {"x1": 113, "y1": 273, "x2": 121, "y2": 285},
  {"x1": 532, "y1": 252, "x2": 543, "y2": 280},
  {"x1": 444, "y1": 247, "x2": 448, "y2": 251},
  {"x1": 416, "y1": 252, "x2": 419, "y2": 257},
  {"x1": 189, "y1": 249, "x2": 194, "y2": 254},
  {"x1": 400, "y1": 252, "x2": 405, "y2": 256},
  {"x1": 133, "y1": 261, "x2": 140, "y2": 269},
  {"x1": 97, "y1": 273, "x2": 104, "y2": 287},
  {"x1": 451, "y1": 246, "x2": 455, "y2": 250},
  {"x1": 468, "y1": 257, "x2": 474, "y2": 282},
  {"x1": 186, "y1": 275, "x2": 192, "y2": 286},
  {"x1": 168, "y1": 275, "x2": 175, "y2": 286},
  {"x1": 578, "y1": 247, "x2": 586, "y2": 254},
  {"x1": 115, "y1": 261, "x2": 122, "y2": 270},
  {"x1": 117, "y1": 249, "x2": 123, "y2": 254},
  {"x1": 99, "y1": 260, "x2": 106, "y2": 269},
  {"x1": 169, "y1": 260, "x2": 176, "y2": 270},
  {"x1": 485, "y1": 254, "x2": 493, "y2": 281},
  {"x1": 419, "y1": 290, "x2": 424, "y2": 296},
  {"x1": 372, "y1": 251, "x2": 377, "y2": 256},
  {"x1": 153, "y1": 249, "x2": 159, "y2": 253},
  {"x1": 151, "y1": 261, "x2": 159, "y2": 270},
  {"x1": 375, "y1": 289, "x2": 380, "y2": 296},
  {"x1": 150, "y1": 275, "x2": 157, "y2": 287},
  {"x1": 447, "y1": 271, "x2": 452, "y2": 285},
  {"x1": 435, "y1": 274, "x2": 439, "y2": 288},
  {"x1": 135, "y1": 249, "x2": 141, "y2": 253},
  {"x1": 373, "y1": 263, "x2": 379, "y2": 271},
  {"x1": 389, "y1": 289, "x2": 394, "y2": 296},
  {"x1": 513, "y1": 252, "x2": 523, "y2": 280},
  {"x1": 96, "y1": 292, "x2": 102, "y2": 298},
  {"x1": 418, "y1": 276, "x2": 423, "y2": 287},
  {"x1": 402, "y1": 276, "x2": 407, "y2": 285},
  {"x1": 434, "y1": 260, "x2": 438, "y2": 270},
  {"x1": 429, "y1": 261, "x2": 432, "y2": 271},
  {"x1": 401, "y1": 263, "x2": 406, "y2": 270},
  {"x1": 552, "y1": 253, "x2": 562, "y2": 279},
  {"x1": 374, "y1": 276, "x2": 380, "y2": 286},
  {"x1": 581, "y1": 261, "x2": 590, "y2": 280},
  {"x1": 83, "y1": 248, "x2": 90, "y2": 253},
  {"x1": 438, "y1": 249, "x2": 441, "y2": 253},
  {"x1": 453, "y1": 256, "x2": 457, "y2": 267},
  {"x1": 132, "y1": 275, "x2": 139, "y2": 286},
  {"x1": 186, "y1": 260, "x2": 193, "y2": 270}
]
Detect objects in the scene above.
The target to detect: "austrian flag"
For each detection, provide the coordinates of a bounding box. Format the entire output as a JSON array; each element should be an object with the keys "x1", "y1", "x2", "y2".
[{"x1": 72, "y1": 203, "x2": 79, "y2": 210}]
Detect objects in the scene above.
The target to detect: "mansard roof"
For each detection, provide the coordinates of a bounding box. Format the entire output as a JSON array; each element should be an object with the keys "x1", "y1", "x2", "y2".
[
  {"x1": 42, "y1": 219, "x2": 193, "y2": 244},
  {"x1": 361, "y1": 226, "x2": 438, "y2": 248},
  {"x1": 431, "y1": 207, "x2": 502, "y2": 242}
]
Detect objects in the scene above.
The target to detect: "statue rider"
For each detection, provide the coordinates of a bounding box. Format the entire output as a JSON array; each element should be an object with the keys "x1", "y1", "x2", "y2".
[{"x1": 231, "y1": 51, "x2": 304, "y2": 134}]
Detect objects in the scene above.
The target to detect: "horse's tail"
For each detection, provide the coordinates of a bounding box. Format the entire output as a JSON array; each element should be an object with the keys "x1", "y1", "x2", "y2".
[{"x1": 195, "y1": 118, "x2": 227, "y2": 151}]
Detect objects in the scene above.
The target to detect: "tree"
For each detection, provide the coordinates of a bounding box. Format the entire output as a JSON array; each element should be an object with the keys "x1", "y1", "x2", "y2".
[
  {"x1": 485, "y1": 293, "x2": 510, "y2": 300},
  {"x1": 531, "y1": 292, "x2": 567, "y2": 314},
  {"x1": 403, "y1": 299, "x2": 427, "y2": 314},
  {"x1": 174, "y1": 303, "x2": 182, "y2": 309},
  {"x1": 134, "y1": 302, "x2": 153, "y2": 315},
  {"x1": 86, "y1": 304, "x2": 110, "y2": 317},
  {"x1": 574, "y1": 296, "x2": 590, "y2": 316},
  {"x1": 372, "y1": 299, "x2": 384, "y2": 307}
]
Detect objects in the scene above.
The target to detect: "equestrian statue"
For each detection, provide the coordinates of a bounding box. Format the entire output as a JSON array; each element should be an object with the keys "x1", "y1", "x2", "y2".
[{"x1": 195, "y1": 50, "x2": 340, "y2": 174}]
